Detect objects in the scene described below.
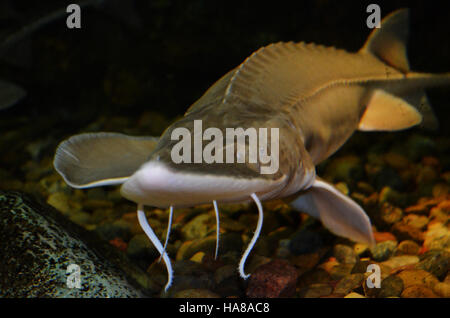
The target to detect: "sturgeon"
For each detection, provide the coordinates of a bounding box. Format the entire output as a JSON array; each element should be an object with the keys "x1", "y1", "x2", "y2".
[{"x1": 53, "y1": 9, "x2": 450, "y2": 291}]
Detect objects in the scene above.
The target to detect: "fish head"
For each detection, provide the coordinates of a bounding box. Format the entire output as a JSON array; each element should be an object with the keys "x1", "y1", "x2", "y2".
[{"x1": 120, "y1": 113, "x2": 315, "y2": 208}]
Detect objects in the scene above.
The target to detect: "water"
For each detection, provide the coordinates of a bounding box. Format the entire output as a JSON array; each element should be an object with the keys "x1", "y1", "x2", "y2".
[{"x1": 0, "y1": 0, "x2": 449, "y2": 298}]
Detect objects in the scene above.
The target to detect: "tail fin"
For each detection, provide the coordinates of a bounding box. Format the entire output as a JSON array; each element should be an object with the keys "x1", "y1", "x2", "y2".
[
  {"x1": 396, "y1": 72, "x2": 450, "y2": 130},
  {"x1": 403, "y1": 72, "x2": 450, "y2": 130},
  {"x1": 361, "y1": 9, "x2": 450, "y2": 130}
]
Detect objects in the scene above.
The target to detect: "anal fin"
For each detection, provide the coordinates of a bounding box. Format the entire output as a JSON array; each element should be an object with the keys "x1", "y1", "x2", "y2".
[{"x1": 358, "y1": 89, "x2": 422, "y2": 131}]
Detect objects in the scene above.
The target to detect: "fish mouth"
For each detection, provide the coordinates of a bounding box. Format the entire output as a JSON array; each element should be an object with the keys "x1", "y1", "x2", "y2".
[{"x1": 120, "y1": 160, "x2": 286, "y2": 208}]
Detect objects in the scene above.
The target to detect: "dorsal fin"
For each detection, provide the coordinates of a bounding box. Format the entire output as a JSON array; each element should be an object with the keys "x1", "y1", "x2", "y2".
[
  {"x1": 361, "y1": 8, "x2": 410, "y2": 72},
  {"x1": 185, "y1": 68, "x2": 237, "y2": 115}
]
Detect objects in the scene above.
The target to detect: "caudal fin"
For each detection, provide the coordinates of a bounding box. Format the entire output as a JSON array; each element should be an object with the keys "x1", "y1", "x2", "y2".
[{"x1": 360, "y1": 9, "x2": 450, "y2": 130}]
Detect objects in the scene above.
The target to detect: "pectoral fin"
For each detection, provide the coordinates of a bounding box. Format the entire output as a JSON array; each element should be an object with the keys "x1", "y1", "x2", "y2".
[
  {"x1": 54, "y1": 132, "x2": 159, "y2": 188},
  {"x1": 289, "y1": 179, "x2": 375, "y2": 246}
]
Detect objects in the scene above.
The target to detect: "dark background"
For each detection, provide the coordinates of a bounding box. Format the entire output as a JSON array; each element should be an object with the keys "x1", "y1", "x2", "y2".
[{"x1": 1, "y1": 0, "x2": 449, "y2": 135}]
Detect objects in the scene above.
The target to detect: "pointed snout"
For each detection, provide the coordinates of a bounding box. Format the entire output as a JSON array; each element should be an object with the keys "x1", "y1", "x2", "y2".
[{"x1": 120, "y1": 161, "x2": 283, "y2": 208}]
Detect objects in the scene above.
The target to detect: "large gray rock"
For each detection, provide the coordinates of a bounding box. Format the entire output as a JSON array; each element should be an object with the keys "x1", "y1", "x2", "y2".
[{"x1": 0, "y1": 190, "x2": 156, "y2": 297}]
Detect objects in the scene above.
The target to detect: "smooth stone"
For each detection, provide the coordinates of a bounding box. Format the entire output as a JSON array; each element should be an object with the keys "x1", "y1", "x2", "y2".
[
  {"x1": 82, "y1": 199, "x2": 114, "y2": 210},
  {"x1": 214, "y1": 264, "x2": 237, "y2": 285},
  {"x1": 209, "y1": 247, "x2": 240, "y2": 266},
  {"x1": 344, "y1": 292, "x2": 366, "y2": 298},
  {"x1": 267, "y1": 227, "x2": 295, "y2": 246},
  {"x1": 219, "y1": 218, "x2": 246, "y2": 232},
  {"x1": 246, "y1": 259, "x2": 298, "y2": 298},
  {"x1": 421, "y1": 156, "x2": 440, "y2": 167},
  {"x1": 381, "y1": 255, "x2": 419, "y2": 270},
  {"x1": 404, "y1": 203, "x2": 430, "y2": 214},
  {"x1": 290, "y1": 253, "x2": 321, "y2": 274},
  {"x1": 356, "y1": 181, "x2": 375, "y2": 195},
  {"x1": 333, "y1": 244, "x2": 358, "y2": 264},
  {"x1": 181, "y1": 213, "x2": 215, "y2": 240},
  {"x1": 353, "y1": 243, "x2": 369, "y2": 256},
  {"x1": 432, "y1": 282, "x2": 450, "y2": 297},
  {"x1": 319, "y1": 257, "x2": 340, "y2": 273},
  {"x1": 213, "y1": 264, "x2": 242, "y2": 297},
  {"x1": 351, "y1": 192, "x2": 366, "y2": 204},
  {"x1": 46, "y1": 192, "x2": 71, "y2": 214},
  {"x1": 429, "y1": 205, "x2": 449, "y2": 223},
  {"x1": 396, "y1": 269, "x2": 439, "y2": 289},
  {"x1": 176, "y1": 233, "x2": 243, "y2": 261},
  {"x1": 374, "y1": 232, "x2": 397, "y2": 243},
  {"x1": 363, "y1": 192, "x2": 379, "y2": 206},
  {"x1": 380, "y1": 203, "x2": 403, "y2": 225},
  {"x1": 106, "y1": 188, "x2": 124, "y2": 203},
  {"x1": 401, "y1": 285, "x2": 438, "y2": 298},
  {"x1": 0, "y1": 191, "x2": 152, "y2": 297},
  {"x1": 445, "y1": 272, "x2": 450, "y2": 284},
  {"x1": 126, "y1": 233, "x2": 159, "y2": 260},
  {"x1": 362, "y1": 261, "x2": 393, "y2": 297},
  {"x1": 378, "y1": 275, "x2": 404, "y2": 298},
  {"x1": 190, "y1": 251, "x2": 205, "y2": 263},
  {"x1": 68, "y1": 211, "x2": 92, "y2": 226},
  {"x1": 329, "y1": 264, "x2": 354, "y2": 281},
  {"x1": 378, "y1": 263, "x2": 393, "y2": 281},
  {"x1": 434, "y1": 200, "x2": 450, "y2": 213},
  {"x1": 299, "y1": 283, "x2": 333, "y2": 298},
  {"x1": 370, "y1": 241, "x2": 397, "y2": 262},
  {"x1": 167, "y1": 260, "x2": 214, "y2": 294},
  {"x1": 333, "y1": 273, "x2": 364, "y2": 295},
  {"x1": 423, "y1": 222, "x2": 450, "y2": 251},
  {"x1": 246, "y1": 255, "x2": 273, "y2": 275},
  {"x1": 351, "y1": 260, "x2": 372, "y2": 274},
  {"x1": 402, "y1": 214, "x2": 429, "y2": 230},
  {"x1": 86, "y1": 188, "x2": 107, "y2": 200},
  {"x1": 95, "y1": 219, "x2": 133, "y2": 241},
  {"x1": 297, "y1": 268, "x2": 331, "y2": 289},
  {"x1": 109, "y1": 237, "x2": 128, "y2": 252},
  {"x1": 253, "y1": 236, "x2": 276, "y2": 257},
  {"x1": 415, "y1": 250, "x2": 450, "y2": 279},
  {"x1": 335, "y1": 182, "x2": 349, "y2": 195},
  {"x1": 395, "y1": 240, "x2": 420, "y2": 255},
  {"x1": 172, "y1": 289, "x2": 219, "y2": 298},
  {"x1": 146, "y1": 261, "x2": 173, "y2": 290},
  {"x1": 90, "y1": 208, "x2": 114, "y2": 224},
  {"x1": 378, "y1": 186, "x2": 407, "y2": 206},
  {"x1": 275, "y1": 239, "x2": 291, "y2": 259}
]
